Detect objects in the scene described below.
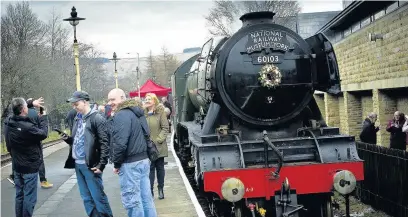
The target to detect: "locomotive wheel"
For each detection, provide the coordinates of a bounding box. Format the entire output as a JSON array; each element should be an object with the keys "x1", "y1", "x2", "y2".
[{"x1": 321, "y1": 198, "x2": 333, "y2": 217}]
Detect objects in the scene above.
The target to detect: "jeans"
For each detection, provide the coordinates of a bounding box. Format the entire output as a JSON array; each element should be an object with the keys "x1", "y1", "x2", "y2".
[
  {"x1": 150, "y1": 157, "x2": 165, "y2": 190},
  {"x1": 119, "y1": 158, "x2": 157, "y2": 217},
  {"x1": 75, "y1": 163, "x2": 113, "y2": 217},
  {"x1": 14, "y1": 171, "x2": 38, "y2": 217},
  {"x1": 10, "y1": 152, "x2": 46, "y2": 182}
]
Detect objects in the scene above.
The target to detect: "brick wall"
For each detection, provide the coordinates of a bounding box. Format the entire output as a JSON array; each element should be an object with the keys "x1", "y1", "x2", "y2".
[
  {"x1": 313, "y1": 6, "x2": 408, "y2": 147},
  {"x1": 314, "y1": 94, "x2": 326, "y2": 120},
  {"x1": 344, "y1": 92, "x2": 363, "y2": 138},
  {"x1": 338, "y1": 96, "x2": 346, "y2": 135},
  {"x1": 373, "y1": 89, "x2": 397, "y2": 146},
  {"x1": 324, "y1": 93, "x2": 340, "y2": 127},
  {"x1": 397, "y1": 97, "x2": 408, "y2": 114},
  {"x1": 333, "y1": 6, "x2": 408, "y2": 86},
  {"x1": 361, "y1": 95, "x2": 373, "y2": 121}
]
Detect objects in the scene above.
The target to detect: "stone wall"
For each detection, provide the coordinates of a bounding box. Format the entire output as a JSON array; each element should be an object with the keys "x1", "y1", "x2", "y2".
[
  {"x1": 333, "y1": 5, "x2": 408, "y2": 90},
  {"x1": 313, "y1": 5, "x2": 408, "y2": 148}
]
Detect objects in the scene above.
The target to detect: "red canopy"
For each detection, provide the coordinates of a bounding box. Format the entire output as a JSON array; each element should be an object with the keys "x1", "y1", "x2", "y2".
[{"x1": 129, "y1": 79, "x2": 171, "y2": 98}]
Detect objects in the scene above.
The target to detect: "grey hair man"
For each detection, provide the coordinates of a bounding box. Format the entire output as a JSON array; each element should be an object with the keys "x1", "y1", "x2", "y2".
[
  {"x1": 4, "y1": 97, "x2": 48, "y2": 217},
  {"x1": 359, "y1": 112, "x2": 379, "y2": 144},
  {"x1": 107, "y1": 88, "x2": 157, "y2": 217}
]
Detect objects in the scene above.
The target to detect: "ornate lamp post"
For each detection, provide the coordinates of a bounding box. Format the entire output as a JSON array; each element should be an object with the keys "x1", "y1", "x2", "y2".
[
  {"x1": 63, "y1": 6, "x2": 85, "y2": 91},
  {"x1": 109, "y1": 52, "x2": 120, "y2": 88}
]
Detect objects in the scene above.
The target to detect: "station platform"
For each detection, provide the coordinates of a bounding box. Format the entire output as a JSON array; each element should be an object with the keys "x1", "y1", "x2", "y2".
[{"x1": 1, "y1": 134, "x2": 204, "y2": 217}]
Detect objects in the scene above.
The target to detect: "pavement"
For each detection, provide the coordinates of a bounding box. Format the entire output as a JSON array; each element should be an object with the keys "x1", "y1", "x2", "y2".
[{"x1": 1, "y1": 135, "x2": 201, "y2": 217}]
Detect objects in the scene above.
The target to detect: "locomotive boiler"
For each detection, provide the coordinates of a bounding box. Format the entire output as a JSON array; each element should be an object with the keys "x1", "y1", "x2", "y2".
[{"x1": 171, "y1": 11, "x2": 364, "y2": 217}]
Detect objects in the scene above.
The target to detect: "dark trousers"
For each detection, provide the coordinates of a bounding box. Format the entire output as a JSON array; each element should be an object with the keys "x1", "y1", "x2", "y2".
[
  {"x1": 10, "y1": 152, "x2": 46, "y2": 182},
  {"x1": 38, "y1": 151, "x2": 46, "y2": 182},
  {"x1": 149, "y1": 157, "x2": 165, "y2": 189},
  {"x1": 14, "y1": 171, "x2": 38, "y2": 217}
]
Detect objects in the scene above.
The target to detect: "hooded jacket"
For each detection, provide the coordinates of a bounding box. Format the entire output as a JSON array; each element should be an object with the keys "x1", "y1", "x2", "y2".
[
  {"x1": 4, "y1": 115, "x2": 48, "y2": 173},
  {"x1": 63, "y1": 109, "x2": 109, "y2": 171},
  {"x1": 110, "y1": 99, "x2": 149, "y2": 169},
  {"x1": 145, "y1": 103, "x2": 169, "y2": 158}
]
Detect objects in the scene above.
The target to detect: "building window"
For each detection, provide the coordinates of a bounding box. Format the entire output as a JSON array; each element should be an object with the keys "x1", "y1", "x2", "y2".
[
  {"x1": 352, "y1": 22, "x2": 360, "y2": 33},
  {"x1": 361, "y1": 16, "x2": 371, "y2": 27},
  {"x1": 374, "y1": 9, "x2": 385, "y2": 20},
  {"x1": 386, "y1": 2, "x2": 399, "y2": 13},
  {"x1": 344, "y1": 27, "x2": 352, "y2": 37}
]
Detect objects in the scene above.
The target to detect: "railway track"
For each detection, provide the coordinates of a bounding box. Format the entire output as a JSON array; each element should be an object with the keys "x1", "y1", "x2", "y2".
[{"x1": 1, "y1": 139, "x2": 63, "y2": 167}]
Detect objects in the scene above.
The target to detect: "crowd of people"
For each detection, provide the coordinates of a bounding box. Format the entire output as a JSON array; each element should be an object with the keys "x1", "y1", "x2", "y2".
[
  {"x1": 3, "y1": 89, "x2": 172, "y2": 217},
  {"x1": 360, "y1": 111, "x2": 408, "y2": 150}
]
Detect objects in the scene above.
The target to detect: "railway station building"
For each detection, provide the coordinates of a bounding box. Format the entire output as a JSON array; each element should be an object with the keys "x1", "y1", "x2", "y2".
[{"x1": 313, "y1": 0, "x2": 408, "y2": 147}]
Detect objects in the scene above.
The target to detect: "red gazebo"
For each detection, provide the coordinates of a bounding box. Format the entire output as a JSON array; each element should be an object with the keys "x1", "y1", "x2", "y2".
[{"x1": 129, "y1": 79, "x2": 171, "y2": 98}]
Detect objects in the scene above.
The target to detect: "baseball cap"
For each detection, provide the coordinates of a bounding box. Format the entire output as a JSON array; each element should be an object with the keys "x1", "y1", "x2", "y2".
[{"x1": 67, "y1": 91, "x2": 90, "y2": 103}]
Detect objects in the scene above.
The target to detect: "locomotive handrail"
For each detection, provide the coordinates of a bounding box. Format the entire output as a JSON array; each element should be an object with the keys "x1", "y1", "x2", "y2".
[
  {"x1": 263, "y1": 131, "x2": 283, "y2": 178},
  {"x1": 232, "y1": 134, "x2": 246, "y2": 169},
  {"x1": 306, "y1": 129, "x2": 324, "y2": 163}
]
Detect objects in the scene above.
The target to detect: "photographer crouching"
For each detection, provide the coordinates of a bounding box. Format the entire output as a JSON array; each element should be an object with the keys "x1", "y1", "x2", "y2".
[{"x1": 4, "y1": 98, "x2": 49, "y2": 217}]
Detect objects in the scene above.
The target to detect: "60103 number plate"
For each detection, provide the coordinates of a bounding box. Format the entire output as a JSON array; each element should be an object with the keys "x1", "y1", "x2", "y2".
[{"x1": 252, "y1": 55, "x2": 283, "y2": 65}]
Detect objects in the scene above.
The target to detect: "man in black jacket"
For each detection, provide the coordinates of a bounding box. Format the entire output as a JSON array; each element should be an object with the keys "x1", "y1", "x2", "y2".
[
  {"x1": 108, "y1": 88, "x2": 157, "y2": 217},
  {"x1": 4, "y1": 97, "x2": 48, "y2": 217},
  {"x1": 62, "y1": 91, "x2": 113, "y2": 217},
  {"x1": 360, "y1": 112, "x2": 379, "y2": 144}
]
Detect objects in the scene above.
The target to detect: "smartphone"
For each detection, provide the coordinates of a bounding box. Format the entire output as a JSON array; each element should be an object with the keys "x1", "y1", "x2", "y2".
[
  {"x1": 53, "y1": 128, "x2": 67, "y2": 137},
  {"x1": 40, "y1": 107, "x2": 44, "y2": 114}
]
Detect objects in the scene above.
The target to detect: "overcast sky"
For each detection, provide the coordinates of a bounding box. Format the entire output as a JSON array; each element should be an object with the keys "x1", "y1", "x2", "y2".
[{"x1": 1, "y1": 0, "x2": 343, "y2": 58}]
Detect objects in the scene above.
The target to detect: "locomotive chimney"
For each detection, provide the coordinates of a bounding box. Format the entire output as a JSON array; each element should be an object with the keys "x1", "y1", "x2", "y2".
[{"x1": 239, "y1": 11, "x2": 276, "y2": 27}]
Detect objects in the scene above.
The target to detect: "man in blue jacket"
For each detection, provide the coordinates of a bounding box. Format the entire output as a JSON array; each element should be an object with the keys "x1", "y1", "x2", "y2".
[
  {"x1": 4, "y1": 97, "x2": 49, "y2": 217},
  {"x1": 108, "y1": 88, "x2": 157, "y2": 217}
]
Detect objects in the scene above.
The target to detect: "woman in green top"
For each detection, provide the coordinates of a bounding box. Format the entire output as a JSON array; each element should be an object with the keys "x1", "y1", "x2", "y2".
[{"x1": 143, "y1": 93, "x2": 169, "y2": 200}]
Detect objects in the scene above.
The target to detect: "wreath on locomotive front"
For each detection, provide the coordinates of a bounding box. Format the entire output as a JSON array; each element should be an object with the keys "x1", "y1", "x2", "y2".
[{"x1": 258, "y1": 63, "x2": 282, "y2": 89}]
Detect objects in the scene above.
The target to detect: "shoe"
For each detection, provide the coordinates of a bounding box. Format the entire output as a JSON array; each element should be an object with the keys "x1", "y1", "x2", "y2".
[
  {"x1": 158, "y1": 188, "x2": 164, "y2": 200},
  {"x1": 7, "y1": 177, "x2": 15, "y2": 186},
  {"x1": 41, "y1": 181, "x2": 53, "y2": 189}
]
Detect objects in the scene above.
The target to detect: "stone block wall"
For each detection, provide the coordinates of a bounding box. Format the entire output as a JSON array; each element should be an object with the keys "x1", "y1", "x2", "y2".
[
  {"x1": 314, "y1": 94, "x2": 326, "y2": 119},
  {"x1": 344, "y1": 92, "x2": 363, "y2": 138},
  {"x1": 361, "y1": 95, "x2": 373, "y2": 121},
  {"x1": 324, "y1": 93, "x2": 340, "y2": 127},
  {"x1": 333, "y1": 6, "x2": 408, "y2": 87}
]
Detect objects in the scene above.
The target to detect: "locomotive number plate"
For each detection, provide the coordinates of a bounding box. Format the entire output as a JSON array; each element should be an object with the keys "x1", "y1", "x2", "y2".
[{"x1": 252, "y1": 55, "x2": 283, "y2": 65}]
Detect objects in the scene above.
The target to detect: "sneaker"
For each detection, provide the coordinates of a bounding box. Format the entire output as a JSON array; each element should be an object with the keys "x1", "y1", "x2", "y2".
[
  {"x1": 7, "y1": 177, "x2": 15, "y2": 186},
  {"x1": 41, "y1": 181, "x2": 53, "y2": 189}
]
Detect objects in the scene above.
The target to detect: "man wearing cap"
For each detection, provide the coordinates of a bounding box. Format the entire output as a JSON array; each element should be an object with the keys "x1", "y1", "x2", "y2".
[{"x1": 61, "y1": 91, "x2": 113, "y2": 217}]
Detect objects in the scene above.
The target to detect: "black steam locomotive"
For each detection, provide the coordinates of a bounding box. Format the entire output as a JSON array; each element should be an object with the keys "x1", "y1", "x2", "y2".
[{"x1": 171, "y1": 11, "x2": 363, "y2": 217}]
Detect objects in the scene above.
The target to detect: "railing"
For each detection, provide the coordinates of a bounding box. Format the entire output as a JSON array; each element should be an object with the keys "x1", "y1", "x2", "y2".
[{"x1": 355, "y1": 142, "x2": 408, "y2": 217}]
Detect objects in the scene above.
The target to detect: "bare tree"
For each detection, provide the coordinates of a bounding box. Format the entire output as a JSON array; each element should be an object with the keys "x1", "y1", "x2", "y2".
[
  {"x1": 205, "y1": 0, "x2": 301, "y2": 36},
  {"x1": 145, "y1": 50, "x2": 157, "y2": 82},
  {"x1": 155, "y1": 46, "x2": 181, "y2": 86}
]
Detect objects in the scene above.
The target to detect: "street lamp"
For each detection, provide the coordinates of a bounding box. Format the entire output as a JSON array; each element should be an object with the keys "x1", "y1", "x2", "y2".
[
  {"x1": 63, "y1": 6, "x2": 85, "y2": 91},
  {"x1": 109, "y1": 52, "x2": 120, "y2": 88}
]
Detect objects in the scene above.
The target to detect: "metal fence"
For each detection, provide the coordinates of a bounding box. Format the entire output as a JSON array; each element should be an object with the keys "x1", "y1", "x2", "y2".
[{"x1": 355, "y1": 142, "x2": 408, "y2": 217}]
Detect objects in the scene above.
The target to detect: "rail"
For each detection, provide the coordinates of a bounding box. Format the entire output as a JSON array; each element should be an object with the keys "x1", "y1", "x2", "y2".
[{"x1": 1, "y1": 139, "x2": 63, "y2": 167}]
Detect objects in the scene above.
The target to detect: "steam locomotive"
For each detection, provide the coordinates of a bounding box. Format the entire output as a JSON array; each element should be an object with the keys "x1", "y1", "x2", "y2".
[{"x1": 171, "y1": 11, "x2": 364, "y2": 217}]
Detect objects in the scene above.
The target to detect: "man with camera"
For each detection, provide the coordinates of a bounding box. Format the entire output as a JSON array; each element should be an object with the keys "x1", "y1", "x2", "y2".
[
  {"x1": 6, "y1": 97, "x2": 53, "y2": 189},
  {"x1": 4, "y1": 97, "x2": 49, "y2": 217},
  {"x1": 61, "y1": 91, "x2": 113, "y2": 217},
  {"x1": 386, "y1": 111, "x2": 407, "y2": 151}
]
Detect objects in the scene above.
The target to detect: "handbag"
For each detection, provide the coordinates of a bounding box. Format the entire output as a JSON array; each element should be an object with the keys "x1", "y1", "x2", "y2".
[{"x1": 141, "y1": 126, "x2": 160, "y2": 162}]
